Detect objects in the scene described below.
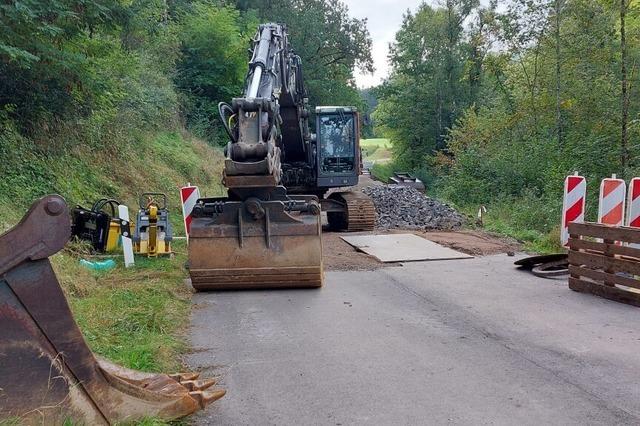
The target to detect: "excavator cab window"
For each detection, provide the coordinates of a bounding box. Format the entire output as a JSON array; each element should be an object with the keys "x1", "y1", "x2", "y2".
[{"x1": 318, "y1": 111, "x2": 356, "y2": 175}]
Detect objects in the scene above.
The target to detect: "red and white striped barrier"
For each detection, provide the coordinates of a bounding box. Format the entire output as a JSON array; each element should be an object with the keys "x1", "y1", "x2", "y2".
[
  {"x1": 561, "y1": 174, "x2": 587, "y2": 246},
  {"x1": 180, "y1": 184, "x2": 200, "y2": 240},
  {"x1": 627, "y1": 178, "x2": 640, "y2": 228},
  {"x1": 598, "y1": 175, "x2": 626, "y2": 227}
]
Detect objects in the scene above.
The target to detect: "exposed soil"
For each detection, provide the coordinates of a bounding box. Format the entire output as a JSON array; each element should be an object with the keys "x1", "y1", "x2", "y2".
[
  {"x1": 322, "y1": 231, "x2": 391, "y2": 271},
  {"x1": 323, "y1": 228, "x2": 520, "y2": 271},
  {"x1": 323, "y1": 174, "x2": 520, "y2": 271},
  {"x1": 411, "y1": 230, "x2": 520, "y2": 257}
]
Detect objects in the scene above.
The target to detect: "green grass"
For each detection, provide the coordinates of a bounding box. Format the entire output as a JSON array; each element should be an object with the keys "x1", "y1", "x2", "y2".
[
  {"x1": 482, "y1": 218, "x2": 564, "y2": 254},
  {"x1": 361, "y1": 138, "x2": 392, "y2": 165},
  {"x1": 0, "y1": 128, "x2": 225, "y2": 236},
  {"x1": 451, "y1": 201, "x2": 564, "y2": 254},
  {"x1": 370, "y1": 162, "x2": 395, "y2": 183},
  {"x1": 360, "y1": 138, "x2": 389, "y2": 147},
  {"x1": 54, "y1": 239, "x2": 192, "y2": 373},
  {"x1": 0, "y1": 124, "x2": 226, "y2": 424},
  {"x1": 0, "y1": 126, "x2": 225, "y2": 370}
]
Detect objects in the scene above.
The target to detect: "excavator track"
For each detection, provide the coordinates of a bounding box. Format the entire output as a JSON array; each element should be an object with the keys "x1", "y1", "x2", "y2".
[{"x1": 327, "y1": 191, "x2": 376, "y2": 232}]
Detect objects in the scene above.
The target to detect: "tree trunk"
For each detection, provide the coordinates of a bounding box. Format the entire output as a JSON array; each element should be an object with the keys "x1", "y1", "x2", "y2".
[
  {"x1": 554, "y1": 0, "x2": 563, "y2": 146},
  {"x1": 621, "y1": 0, "x2": 629, "y2": 175}
]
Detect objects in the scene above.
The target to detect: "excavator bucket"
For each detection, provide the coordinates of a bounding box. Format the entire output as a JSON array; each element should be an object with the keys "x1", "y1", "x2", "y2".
[
  {"x1": 188, "y1": 191, "x2": 323, "y2": 290},
  {"x1": 0, "y1": 195, "x2": 224, "y2": 424}
]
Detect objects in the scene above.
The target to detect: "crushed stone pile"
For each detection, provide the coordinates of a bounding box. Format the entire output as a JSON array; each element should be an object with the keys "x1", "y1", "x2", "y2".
[{"x1": 361, "y1": 185, "x2": 465, "y2": 230}]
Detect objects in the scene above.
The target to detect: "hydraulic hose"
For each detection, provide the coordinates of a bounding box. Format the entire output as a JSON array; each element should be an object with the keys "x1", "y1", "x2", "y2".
[{"x1": 218, "y1": 102, "x2": 236, "y2": 142}]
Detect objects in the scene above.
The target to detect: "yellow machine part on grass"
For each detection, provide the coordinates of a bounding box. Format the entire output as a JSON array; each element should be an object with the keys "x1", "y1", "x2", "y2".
[
  {"x1": 133, "y1": 193, "x2": 173, "y2": 257},
  {"x1": 106, "y1": 218, "x2": 123, "y2": 252}
]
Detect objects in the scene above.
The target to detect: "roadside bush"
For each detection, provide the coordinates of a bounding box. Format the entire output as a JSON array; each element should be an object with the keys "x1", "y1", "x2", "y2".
[{"x1": 176, "y1": 4, "x2": 256, "y2": 145}]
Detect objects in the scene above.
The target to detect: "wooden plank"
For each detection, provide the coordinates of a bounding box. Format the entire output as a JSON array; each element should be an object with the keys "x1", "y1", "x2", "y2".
[
  {"x1": 568, "y1": 222, "x2": 640, "y2": 244},
  {"x1": 568, "y1": 238, "x2": 640, "y2": 259},
  {"x1": 568, "y1": 265, "x2": 640, "y2": 290},
  {"x1": 569, "y1": 277, "x2": 640, "y2": 307},
  {"x1": 568, "y1": 250, "x2": 640, "y2": 276}
]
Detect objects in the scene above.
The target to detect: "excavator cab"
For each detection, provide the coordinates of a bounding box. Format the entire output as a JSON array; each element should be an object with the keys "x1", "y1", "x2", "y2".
[{"x1": 316, "y1": 107, "x2": 360, "y2": 188}]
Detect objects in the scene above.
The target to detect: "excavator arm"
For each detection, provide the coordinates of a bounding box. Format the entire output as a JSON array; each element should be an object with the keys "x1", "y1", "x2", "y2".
[
  {"x1": 188, "y1": 23, "x2": 323, "y2": 291},
  {"x1": 218, "y1": 23, "x2": 312, "y2": 189}
]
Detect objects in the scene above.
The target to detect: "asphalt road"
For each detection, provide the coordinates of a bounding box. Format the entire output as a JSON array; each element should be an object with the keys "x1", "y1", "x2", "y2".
[{"x1": 188, "y1": 255, "x2": 640, "y2": 425}]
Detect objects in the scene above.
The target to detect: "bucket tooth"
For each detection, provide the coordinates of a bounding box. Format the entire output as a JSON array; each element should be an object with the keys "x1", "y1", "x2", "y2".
[
  {"x1": 189, "y1": 191, "x2": 323, "y2": 290},
  {"x1": 181, "y1": 378, "x2": 218, "y2": 391},
  {"x1": 0, "y1": 195, "x2": 224, "y2": 424},
  {"x1": 170, "y1": 372, "x2": 201, "y2": 382},
  {"x1": 190, "y1": 388, "x2": 227, "y2": 408}
]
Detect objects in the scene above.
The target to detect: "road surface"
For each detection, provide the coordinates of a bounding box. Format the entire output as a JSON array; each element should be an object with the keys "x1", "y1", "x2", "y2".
[{"x1": 188, "y1": 254, "x2": 640, "y2": 425}]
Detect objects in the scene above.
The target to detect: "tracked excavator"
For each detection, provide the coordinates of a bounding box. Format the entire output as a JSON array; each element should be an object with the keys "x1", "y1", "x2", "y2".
[{"x1": 188, "y1": 23, "x2": 375, "y2": 290}]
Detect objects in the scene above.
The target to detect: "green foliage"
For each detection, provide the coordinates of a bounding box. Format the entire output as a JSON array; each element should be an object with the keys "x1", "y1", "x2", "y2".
[
  {"x1": 176, "y1": 4, "x2": 257, "y2": 143},
  {"x1": 374, "y1": 1, "x2": 481, "y2": 169},
  {"x1": 0, "y1": 0, "x2": 126, "y2": 130},
  {"x1": 236, "y1": 0, "x2": 373, "y2": 112},
  {"x1": 370, "y1": 162, "x2": 394, "y2": 183},
  {"x1": 376, "y1": 0, "x2": 640, "y2": 251}
]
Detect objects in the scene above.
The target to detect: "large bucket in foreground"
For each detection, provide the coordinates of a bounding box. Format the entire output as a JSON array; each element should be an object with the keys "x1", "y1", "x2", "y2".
[
  {"x1": 188, "y1": 193, "x2": 323, "y2": 290},
  {"x1": 0, "y1": 195, "x2": 224, "y2": 424}
]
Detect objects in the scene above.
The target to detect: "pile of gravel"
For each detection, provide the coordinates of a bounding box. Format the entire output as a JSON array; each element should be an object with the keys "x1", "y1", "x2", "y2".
[{"x1": 361, "y1": 185, "x2": 464, "y2": 230}]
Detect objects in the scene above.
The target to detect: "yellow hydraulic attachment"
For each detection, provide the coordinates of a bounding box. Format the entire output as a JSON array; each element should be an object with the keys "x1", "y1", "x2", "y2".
[{"x1": 133, "y1": 193, "x2": 173, "y2": 257}]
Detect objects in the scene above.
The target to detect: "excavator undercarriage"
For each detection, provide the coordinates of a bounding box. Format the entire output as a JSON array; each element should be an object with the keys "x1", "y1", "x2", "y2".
[
  {"x1": 325, "y1": 191, "x2": 377, "y2": 232},
  {"x1": 0, "y1": 195, "x2": 224, "y2": 424}
]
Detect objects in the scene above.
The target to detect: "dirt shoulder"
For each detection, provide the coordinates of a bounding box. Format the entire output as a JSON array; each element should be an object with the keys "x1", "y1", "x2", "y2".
[
  {"x1": 323, "y1": 228, "x2": 520, "y2": 271},
  {"x1": 324, "y1": 174, "x2": 521, "y2": 271}
]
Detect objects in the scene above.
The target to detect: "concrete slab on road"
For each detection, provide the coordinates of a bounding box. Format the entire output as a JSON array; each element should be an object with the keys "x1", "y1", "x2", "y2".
[
  {"x1": 188, "y1": 254, "x2": 640, "y2": 425},
  {"x1": 341, "y1": 233, "x2": 472, "y2": 262}
]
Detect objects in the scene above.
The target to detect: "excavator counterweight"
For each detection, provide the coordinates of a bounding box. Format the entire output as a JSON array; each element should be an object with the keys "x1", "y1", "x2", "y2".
[{"x1": 0, "y1": 195, "x2": 224, "y2": 424}]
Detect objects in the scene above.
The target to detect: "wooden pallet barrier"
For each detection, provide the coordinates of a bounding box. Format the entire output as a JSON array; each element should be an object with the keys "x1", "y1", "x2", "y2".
[{"x1": 568, "y1": 222, "x2": 640, "y2": 306}]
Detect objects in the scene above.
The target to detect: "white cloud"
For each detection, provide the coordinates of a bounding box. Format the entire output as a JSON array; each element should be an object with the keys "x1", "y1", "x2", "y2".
[
  {"x1": 342, "y1": 0, "x2": 492, "y2": 88},
  {"x1": 342, "y1": 0, "x2": 423, "y2": 88}
]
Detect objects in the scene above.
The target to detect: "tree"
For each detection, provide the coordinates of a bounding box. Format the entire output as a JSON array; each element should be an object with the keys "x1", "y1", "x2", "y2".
[
  {"x1": 234, "y1": 0, "x2": 373, "y2": 109},
  {"x1": 0, "y1": 0, "x2": 125, "y2": 131},
  {"x1": 374, "y1": 2, "x2": 483, "y2": 168},
  {"x1": 176, "y1": 4, "x2": 257, "y2": 142},
  {"x1": 553, "y1": 0, "x2": 565, "y2": 146},
  {"x1": 620, "y1": 0, "x2": 631, "y2": 175}
]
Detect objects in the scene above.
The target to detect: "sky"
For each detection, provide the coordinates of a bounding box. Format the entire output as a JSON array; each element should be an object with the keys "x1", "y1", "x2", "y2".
[
  {"x1": 342, "y1": 0, "x2": 491, "y2": 88},
  {"x1": 342, "y1": 0, "x2": 421, "y2": 88}
]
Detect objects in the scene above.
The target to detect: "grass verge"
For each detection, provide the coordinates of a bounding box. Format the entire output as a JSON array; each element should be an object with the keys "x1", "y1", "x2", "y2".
[
  {"x1": 0, "y1": 126, "x2": 224, "y2": 424},
  {"x1": 361, "y1": 138, "x2": 392, "y2": 165},
  {"x1": 452, "y1": 202, "x2": 564, "y2": 254},
  {"x1": 54, "y1": 239, "x2": 192, "y2": 372}
]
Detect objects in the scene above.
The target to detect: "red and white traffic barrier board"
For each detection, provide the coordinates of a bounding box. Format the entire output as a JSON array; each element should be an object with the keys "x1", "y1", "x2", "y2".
[
  {"x1": 598, "y1": 175, "x2": 626, "y2": 227},
  {"x1": 180, "y1": 184, "x2": 200, "y2": 240},
  {"x1": 561, "y1": 174, "x2": 587, "y2": 246},
  {"x1": 627, "y1": 178, "x2": 640, "y2": 229}
]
